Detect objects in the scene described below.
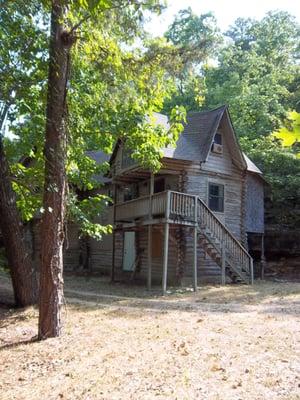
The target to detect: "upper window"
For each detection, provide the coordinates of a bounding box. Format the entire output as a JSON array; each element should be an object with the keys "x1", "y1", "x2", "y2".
[
  {"x1": 214, "y1": 132, "x2": 222, "y2": 145},
  {"x1": 208, "y1": 183, "x2": 224, "y2": 212},
  {"x1": 211, "y1": 132, "x2": 223, "y2": 154}
]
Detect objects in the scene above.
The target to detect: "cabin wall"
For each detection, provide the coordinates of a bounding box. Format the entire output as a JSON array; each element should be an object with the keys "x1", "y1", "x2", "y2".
[
  {"x1": 113, "y1": 225, "x2": 180, "y2": 284},
  {"x1": 246, "y1": 173, "x2": 264, "y2": 234},
  {"x1": 179, "y1": 154, "x2": 244, "y2": 281},
  {"x1": 184, "y1": 168, "x2": 243, "y2": 240},
  {"x1": 112, "y1": 225, "x2": 226, "y2": 285},
  {"x1": 89, "y1": 206, "x2": 113, "y2": 274}
]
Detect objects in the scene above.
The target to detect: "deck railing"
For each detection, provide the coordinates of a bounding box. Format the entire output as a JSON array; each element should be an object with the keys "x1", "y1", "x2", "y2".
[
  {"x1": 115, "y1": 190, "x2": 197, "y2": 223},
  {"x1": 169, "y1": 191, "x2": 196, "y2": 221}
]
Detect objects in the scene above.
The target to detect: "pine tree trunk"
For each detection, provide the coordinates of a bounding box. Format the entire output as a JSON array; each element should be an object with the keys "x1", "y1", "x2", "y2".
[
  {"x1": 0, "y1": 131, "x2": 37, "y2": 307},
  {"x1": 38, "y1": 1, "x2": 73, "y2": 339}
]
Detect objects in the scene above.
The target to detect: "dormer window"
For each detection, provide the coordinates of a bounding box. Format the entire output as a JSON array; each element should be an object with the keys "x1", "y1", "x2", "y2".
[{"x1": 211, "y1": 132, "x2": 223, "y2": 154}]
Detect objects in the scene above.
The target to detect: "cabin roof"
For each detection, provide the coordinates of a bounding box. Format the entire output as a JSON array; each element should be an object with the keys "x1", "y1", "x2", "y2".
[
  {"x1": 89, "y1": 106, "x2": 263, "y2": 179},
  {"x1": 243, "y1": 153, "x2": 263, "y2": 175},
  {"x1": 86, "y1": 150, "x2": 111, "y2": 184},
  {"x1": 162, "y1": 105, "x2": 226, "y2": 162}
]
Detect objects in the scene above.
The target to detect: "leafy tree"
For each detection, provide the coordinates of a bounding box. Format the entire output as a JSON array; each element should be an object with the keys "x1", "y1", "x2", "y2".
[
  {"x1": 272, "y1": 111, "x2": 300, "y2": 157},
  {"x1": 241, "y1": 135, "x2": 300, "y2": 227},
  {"x1": 0, "y1": 0, "x2": 47, "y2": 306},
  {"x1": 37, "y1": 0, "x2": 188, "y2": 339},
  {"x1": 163, "y1": 7, "x2": 221, "y2": 113},
  {"x1": 204, "y1": 11, "x2": 300, "y2": 137}
]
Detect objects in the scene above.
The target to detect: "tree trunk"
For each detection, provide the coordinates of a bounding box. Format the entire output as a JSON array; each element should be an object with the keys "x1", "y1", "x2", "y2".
[
  {"x1": 0, "y1": 109, "x2": 37, "y2": 307},
  {"x1": 38, "y1": 1, "x2": 73, "y2": 339}
]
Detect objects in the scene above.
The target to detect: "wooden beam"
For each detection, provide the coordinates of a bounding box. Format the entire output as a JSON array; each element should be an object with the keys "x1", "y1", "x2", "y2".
[
  {"x1": 111, "y1": 183, "x2": 117, "y2": 282},
  {"x1": 260, "y1": 234, "x2": 265, "y2": 280},
  {"x1": 147, "y1": 225, "x2": 152, "y2": 290},
  {"x1": 147, "y1": 173, "x2": 154, "y2": 290},
  {"x1": 221, "y1": 241, "x2": 226, "y2": 285},
  {"x1": 162, "y1": 222, "x2": 169, "y2": 295},
  {"x1": 193, "y1": 226, "x2": 198, "y2": 291}
]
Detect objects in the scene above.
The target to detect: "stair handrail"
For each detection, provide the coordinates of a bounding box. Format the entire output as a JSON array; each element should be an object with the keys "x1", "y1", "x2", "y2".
[{"x1": 197, "y1": 197, "x2": 253, "y2": 281}]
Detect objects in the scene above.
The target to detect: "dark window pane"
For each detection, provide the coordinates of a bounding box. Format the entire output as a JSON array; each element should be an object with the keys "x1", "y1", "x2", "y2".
[
  {"x1": 214, "y1": 133, "x2": 222, "y2": 145},
  {"x1": 209, "y1": 183, "x2": 224, "y2": 212},
  {"x1": 210, "y1": 185, "x2": 220, "y2": 196}
]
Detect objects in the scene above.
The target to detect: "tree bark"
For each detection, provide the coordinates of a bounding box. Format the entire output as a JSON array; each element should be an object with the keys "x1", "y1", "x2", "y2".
[
  {"x1": 38, "y1": 1, "x2": 73, "y2": 339},
  {"x1": 0, "y1": 109, "x2": 37, "y2": 307}
]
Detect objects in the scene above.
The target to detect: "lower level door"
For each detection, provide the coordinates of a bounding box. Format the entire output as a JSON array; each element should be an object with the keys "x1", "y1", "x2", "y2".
[{"x1": 123, "y1": 232, "x2": 136, "y2": 271}]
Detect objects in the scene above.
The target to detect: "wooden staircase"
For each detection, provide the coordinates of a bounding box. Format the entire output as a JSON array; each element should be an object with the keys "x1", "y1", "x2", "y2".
[
  {"x1": 197, "y1": 198, "x2": 253, "y2": 284},
  {"x1": 114, "y1": 189, "x2": 253, "y2": 286}
]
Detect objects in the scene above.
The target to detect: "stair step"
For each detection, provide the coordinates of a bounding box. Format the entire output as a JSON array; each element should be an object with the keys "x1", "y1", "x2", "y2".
[{"x1": 197, "y1": 218, "x2": 252, "y2": 285}]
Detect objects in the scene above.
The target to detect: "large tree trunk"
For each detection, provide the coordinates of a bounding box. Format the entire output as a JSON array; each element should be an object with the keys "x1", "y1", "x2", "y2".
[
  {"x1": 38, "y1": 1, "x2": 73, "y2": 339},
  {"x1": 0, "y1": 107, "x2": 37, "y2": 307}
]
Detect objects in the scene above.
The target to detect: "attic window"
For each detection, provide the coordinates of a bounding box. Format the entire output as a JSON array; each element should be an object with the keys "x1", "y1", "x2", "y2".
[
  {"x1": 211, "y1": 132, "x2": 223, "y2": 154},
  {"x1": 208, "y1": 183, "x2": 224, "y2": 212}
]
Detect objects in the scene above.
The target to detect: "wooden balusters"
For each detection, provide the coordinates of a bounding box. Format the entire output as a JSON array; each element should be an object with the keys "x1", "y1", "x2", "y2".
[{"x1": 197, "y1": 197, "x2": 253, "y2": 283}]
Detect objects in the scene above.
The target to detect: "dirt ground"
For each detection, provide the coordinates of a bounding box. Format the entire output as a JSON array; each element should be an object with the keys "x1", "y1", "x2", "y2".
[{"x1": 0, "y1": 273, "x2": 299, "y2": 400}]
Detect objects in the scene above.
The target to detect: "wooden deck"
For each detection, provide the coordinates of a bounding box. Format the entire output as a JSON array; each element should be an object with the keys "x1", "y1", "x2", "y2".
[
  {"x1": 115, "y1": 190, "x2": 197, "y2": 226},
  {"x1": 113, "y1": 190, "x2": 253, "y2": 292}
]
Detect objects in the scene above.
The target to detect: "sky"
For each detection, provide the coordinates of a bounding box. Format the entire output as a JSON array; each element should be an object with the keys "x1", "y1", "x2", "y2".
[{"x1": 146, "y1": 0, "x2": 300, "y2": 35}]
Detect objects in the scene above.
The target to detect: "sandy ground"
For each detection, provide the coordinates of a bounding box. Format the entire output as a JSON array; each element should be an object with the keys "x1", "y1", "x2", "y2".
[{"x1": 0, "y1": 273, "x2": 299, "y2": 400}]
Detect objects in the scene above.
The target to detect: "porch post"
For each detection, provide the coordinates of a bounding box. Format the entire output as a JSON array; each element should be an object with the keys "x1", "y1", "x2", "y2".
[
  {"x1": 147, "y1": 173, "x2": 154, "y2": 290},
  {"x1": 260, "y1": 234, "x2": 266, "y2": 280},
  {"x1": 221, "y1": 241, "x2": 226, "y2": 285},
  {"x1": 147, "y1": 226, "x2": 152, "y2": 290},
  {"x1": 111, "y1": 183, "x2": 117, "y2": 282},
  {"x1": 162, "y1": 222, "x2": 169, "y2": 295},
  {"x1": 193, "y1": 226, "x2": 198, "y2": 291},
  {"x1": 193, "y1": 196, "x2": 198, "y2": 291}
]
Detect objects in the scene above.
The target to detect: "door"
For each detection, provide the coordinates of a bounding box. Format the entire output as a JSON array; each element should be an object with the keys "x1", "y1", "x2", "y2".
[{"x1": 123, "y1": 232, "x2": 136, "y2": 271}]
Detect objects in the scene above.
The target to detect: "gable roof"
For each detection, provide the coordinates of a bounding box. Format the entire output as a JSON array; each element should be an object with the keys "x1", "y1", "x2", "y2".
[
  {"x1": 98, "y1": 106, "x2": 263, "y2": 177},
  {"x1": 163, "y1": 105, "x2": 226, "y2": 161},
  {"x1": 162, "y1": 105, "x2": 247, "y2": 170}
]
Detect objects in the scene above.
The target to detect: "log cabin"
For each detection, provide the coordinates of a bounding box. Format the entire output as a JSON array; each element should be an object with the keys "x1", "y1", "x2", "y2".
[{"x1": 26, "y1": 105, "x2": 266, "y2": 292}]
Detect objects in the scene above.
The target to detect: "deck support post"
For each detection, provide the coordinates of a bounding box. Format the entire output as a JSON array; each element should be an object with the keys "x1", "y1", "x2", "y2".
[
  {"x1": 147, "y1": 173, "x2": 154, "y2": 290},
  {"x1": 193, "y1": 226, "x2": 198, "y2": 291},
  {"x1": 260, "y1": 234, "x2": 266, "y2": 280},
  {"x1": 250, "y1": 258, "x2": 254, "y2": 284},
  {"x1": 111, "y1": 183, "x2": 117, "y2": 282},
  {"x1": 147, "y1": 225, "x2": 152, "y2": 290},
  {"x1": 221, "y1": 241, "x2": 226, "y2": 285},
  {"x1": 193, "y1": 196, "x2": 198, "y2": 291},
  {"x1": 162, "y1": 222, "x2": 169, "y2": 295}
]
